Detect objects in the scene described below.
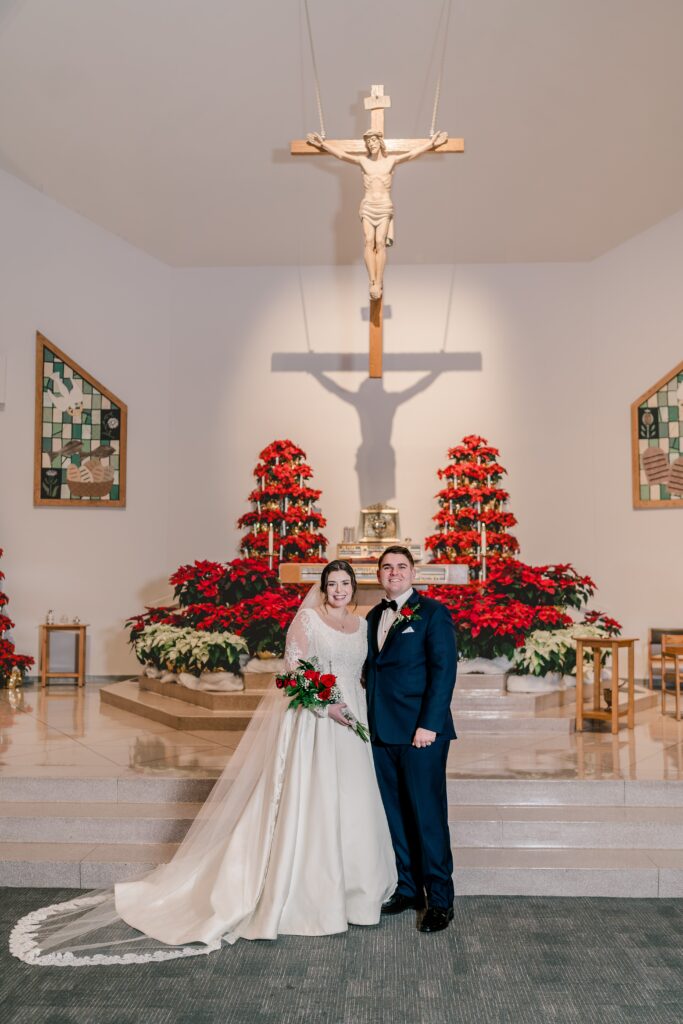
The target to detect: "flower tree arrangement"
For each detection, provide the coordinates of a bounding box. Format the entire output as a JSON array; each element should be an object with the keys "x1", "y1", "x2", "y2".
[
  {"x1": 423, "y1": 438, "x2": 621, "y2": 674},
  {"x1": 238, "y1": 440, "x2": 328, "y2": 564},
  {"x1": 425, "y1": 435, "x2": 519, "y2": 580},
  {"x1": 0, "y1": 549, "x2": 34, "y2": 683},
  {"x1": 127, "y1": 557, "x2": 304, "y2": 670}
]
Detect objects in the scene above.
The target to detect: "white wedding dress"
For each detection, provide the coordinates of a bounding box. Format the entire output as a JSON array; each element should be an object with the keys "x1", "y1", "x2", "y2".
[{"x1": 10, "y1": 608, "x2": 396, "y2": 965}]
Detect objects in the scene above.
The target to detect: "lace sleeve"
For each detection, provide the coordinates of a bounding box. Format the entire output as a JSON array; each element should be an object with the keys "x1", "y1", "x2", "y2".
[
  {"x1": 284, "y1": 610, "x2": 328, "y2": 718},
  {"x1": 284, "y1": 609, "x2": 313, "y2": 672}
]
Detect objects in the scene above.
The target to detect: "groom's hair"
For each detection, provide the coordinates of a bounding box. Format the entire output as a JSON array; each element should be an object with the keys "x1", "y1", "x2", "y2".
[{"x1": 378, "y1": 545, "x2": 414, "y2": 568}]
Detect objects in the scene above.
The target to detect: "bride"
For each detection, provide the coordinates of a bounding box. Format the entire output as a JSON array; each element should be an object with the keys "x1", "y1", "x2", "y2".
[{"x1": 10, "y1": 560, "x2": 396, "y2": 965}]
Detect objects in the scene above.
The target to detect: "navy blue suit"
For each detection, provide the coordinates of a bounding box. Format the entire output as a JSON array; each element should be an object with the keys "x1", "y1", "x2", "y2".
[{"x1": 365, "y1": 590, "x2": 457, "y2": 909}]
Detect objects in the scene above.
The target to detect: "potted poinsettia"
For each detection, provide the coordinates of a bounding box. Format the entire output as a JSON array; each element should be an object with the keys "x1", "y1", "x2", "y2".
[{"x1": 133, "y1": 623, "x2": 248, "y2": 692}]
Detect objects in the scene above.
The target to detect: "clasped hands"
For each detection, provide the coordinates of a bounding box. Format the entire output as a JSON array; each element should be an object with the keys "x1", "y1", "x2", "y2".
[{"x1": 412, "y1": 728, "x2": 437, "y2": 749}]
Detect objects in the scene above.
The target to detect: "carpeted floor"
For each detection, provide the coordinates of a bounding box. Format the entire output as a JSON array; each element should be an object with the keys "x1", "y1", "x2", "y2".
[{"x1": 2, "y1": 890, "x2": 683, "y2": 1024}]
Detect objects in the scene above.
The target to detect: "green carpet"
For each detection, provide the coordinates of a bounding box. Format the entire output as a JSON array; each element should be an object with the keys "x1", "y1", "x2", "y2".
[{"x1": 2, "y1": 889, "x2": 683, "y2": 1023}]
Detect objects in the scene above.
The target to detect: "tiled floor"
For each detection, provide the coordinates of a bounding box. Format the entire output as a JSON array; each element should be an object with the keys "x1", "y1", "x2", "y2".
[{"x1": 2, "y1": 680, "x2": 683, "y2": 782}]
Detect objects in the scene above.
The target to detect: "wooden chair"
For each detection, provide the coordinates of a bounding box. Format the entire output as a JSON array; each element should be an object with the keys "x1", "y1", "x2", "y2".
[
  {"x1": 661, "y1": 634, "x2": 683, "y2": 721},
  {"x1": 648, "y1": 628, "x2": 683, "y2": 689}
]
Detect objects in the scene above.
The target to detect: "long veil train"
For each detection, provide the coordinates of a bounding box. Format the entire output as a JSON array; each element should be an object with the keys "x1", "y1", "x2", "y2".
[
  {"x1": 10, "y1": 683, "x2": 288, "y2": 965},
  {"x1": 10, "y1": 588, "x2": 324, "y2": 966}
]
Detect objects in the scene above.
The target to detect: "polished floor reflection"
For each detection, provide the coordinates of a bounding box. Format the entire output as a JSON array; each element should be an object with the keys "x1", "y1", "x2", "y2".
[{"x1": 2, "y1": 680, "x2": 683, "y2": 783}]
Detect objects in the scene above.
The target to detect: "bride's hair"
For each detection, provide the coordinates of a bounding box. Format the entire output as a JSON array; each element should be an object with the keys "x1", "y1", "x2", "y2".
[{"x1": 320, "y1": 559, "x2": 358, "y2": 608}]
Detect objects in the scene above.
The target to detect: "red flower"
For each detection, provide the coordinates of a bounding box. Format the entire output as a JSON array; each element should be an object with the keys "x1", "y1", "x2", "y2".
[
  {"x1": 319, "y1": 687, "x2": 332, "y2": 701},
  {"x1": 400, "y1": 606, "x2": 414, "y2": 618},
  {"x1": 319, "y1": 673, "x2": 336, "y2": 687},
  {"x1": 304, "y1": 669, "x2": 320, "y2": 683}
]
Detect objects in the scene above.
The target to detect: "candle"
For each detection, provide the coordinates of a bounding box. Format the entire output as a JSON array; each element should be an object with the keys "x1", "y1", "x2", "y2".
[
  {"x1": 481, "y1": 523, "x2": 488, "y2": 581},
  {"x1": 268, "y1": 525, "x2": 274, "y2": 570}
]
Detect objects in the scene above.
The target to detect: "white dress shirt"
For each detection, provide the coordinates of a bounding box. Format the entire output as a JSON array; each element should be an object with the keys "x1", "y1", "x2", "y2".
[{"x1": 377, "y1": 588, "x2": 414, "y2": 650}]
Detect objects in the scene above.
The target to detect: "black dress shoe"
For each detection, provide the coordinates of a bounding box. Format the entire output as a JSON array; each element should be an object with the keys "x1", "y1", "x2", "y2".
[
  {"x1": 381, "y1": 892, "x2": 424, "y2": 915},
  {"x1": 419, "y1": 906, "x2": 454, "y2": 933}
]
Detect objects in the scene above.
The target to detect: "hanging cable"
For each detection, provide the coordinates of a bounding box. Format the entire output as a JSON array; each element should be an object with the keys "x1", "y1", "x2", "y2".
[
  {"x1": 304, "y1": 0, "x2": 327, "y2": 139},
  {"x1": 429, "y1": 0, "x2": 452, "y2": 138}
]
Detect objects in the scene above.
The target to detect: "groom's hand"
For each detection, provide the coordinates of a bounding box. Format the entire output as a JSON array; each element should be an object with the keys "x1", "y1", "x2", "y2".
[{"x1": 412, "y1": 728, "x2": 437, "y2": 748}]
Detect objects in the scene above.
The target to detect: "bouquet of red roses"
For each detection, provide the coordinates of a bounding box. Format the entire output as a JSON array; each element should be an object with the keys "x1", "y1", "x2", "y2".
[{"x1": 275, "y1": 658, "x2": 369, "y2": 741}]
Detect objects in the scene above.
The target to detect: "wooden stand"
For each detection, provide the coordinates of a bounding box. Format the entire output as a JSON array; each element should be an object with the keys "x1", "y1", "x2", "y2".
[
  {"x1": 575, "y1": 637, "x2": 636, "y2": 734},
  {"x1": 39, "y1": 623, "x2": 87, "y2": 687}
]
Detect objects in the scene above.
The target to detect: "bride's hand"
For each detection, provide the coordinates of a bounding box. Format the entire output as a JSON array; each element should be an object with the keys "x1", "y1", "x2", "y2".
[{"x1": 328, "y1": 703, "x2": 352, "y2": 727}]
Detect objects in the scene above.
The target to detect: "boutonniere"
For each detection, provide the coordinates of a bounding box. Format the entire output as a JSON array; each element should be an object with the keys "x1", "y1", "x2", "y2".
[{"x1": 389, "y1": 602, "x2": 422, "y2": 633}]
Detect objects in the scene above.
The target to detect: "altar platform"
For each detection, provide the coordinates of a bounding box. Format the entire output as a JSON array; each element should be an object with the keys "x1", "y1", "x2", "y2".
[{"x1": 3, "y1": 681, "x2": 683, "y2": 895}]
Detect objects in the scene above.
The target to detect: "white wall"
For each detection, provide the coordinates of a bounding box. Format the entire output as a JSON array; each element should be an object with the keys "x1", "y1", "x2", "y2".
[
  {"x1": 589, "y1": 211, "x2": 683, "y2": 653},
  {"x1": 1, "y1": 167, "x2": 680, "y2": 676},
  {"x1": 0, "y1": 170, "x2": 171, "y2": 675}
]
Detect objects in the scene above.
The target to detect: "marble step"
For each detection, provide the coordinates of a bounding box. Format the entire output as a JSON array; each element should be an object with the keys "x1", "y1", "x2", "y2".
[
  {"x1": 0, "y1": 841, "x2": 176, "y2": 888},
  {"x1": 7, "y1": 800, "x2": 683, "y2": 851},
  {"x1": 0, "y1": 773, "x2": 217, "y2": 804},
  {"x1": 447, "y1": 804, "x2": 683, "y2": 849},
  {"x1": 445, "y1": 778, "x2": 683, "y2": 806},
  {"x1": 100, "y1": 680, "x2": 252, "y2": 730},
  {"x1": 453, "y1": 847, "x2": 683, "y2": 897},
  {"x1": 139, "y1": 675, "x2": 269, "y2": 710},
  {"x1": 454, "y1": 709, "x2": 574, "y2": 733},
  {"x1": 456, "y1": 673, "x2": 508, "y2": 692},
  {"x1": 455, "y1": 688, "x2": 657, "y2": 733},
  {"x1": 3, "y1": 774, "x2": 683, "y2": 809},
  {"x1": 1, "y1": 841, "x2": 681, "y2": 895},
  {"x1": 0, "y1": 801, "x2": 202, "y2": 845},
  {"x1": 452, "y1": 690, "x2": 566, "y2": 712}
]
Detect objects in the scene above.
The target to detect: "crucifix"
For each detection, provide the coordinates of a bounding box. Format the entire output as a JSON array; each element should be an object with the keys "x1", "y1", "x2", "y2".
[{"x1": 290, "y1": 84, "x2": 464, "y2": 378}]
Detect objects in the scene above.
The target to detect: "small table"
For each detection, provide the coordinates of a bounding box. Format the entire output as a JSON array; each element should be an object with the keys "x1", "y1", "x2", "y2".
[
  {"x1": 575, "y1": 636, "x2": 637, "y2": 734},
  {"x1": 39, "y1": 623, "x2": 88, "y2": 688}
]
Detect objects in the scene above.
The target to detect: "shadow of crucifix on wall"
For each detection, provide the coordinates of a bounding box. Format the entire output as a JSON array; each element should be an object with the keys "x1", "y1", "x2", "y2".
[{"x1": 272, "y1": 341, "x2": 481, "y2": 507}]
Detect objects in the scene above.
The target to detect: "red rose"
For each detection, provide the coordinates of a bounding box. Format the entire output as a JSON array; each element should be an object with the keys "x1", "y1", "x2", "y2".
[
  {"x1": 400, "y1": 606, "x2": 414, "y2": 618},
  {"x1": 319, "y1": 673, "x2": 335, "y2": 687},
  {"x1": 319, "y1": 687, "x2": 332, "y2": 701},
  {"x1": 304, "y1": 669, "x2": 320, "y2": 682}
]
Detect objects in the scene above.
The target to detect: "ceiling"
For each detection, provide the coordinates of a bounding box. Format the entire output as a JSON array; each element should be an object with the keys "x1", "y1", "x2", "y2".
[{"x1": 2, "y1": 0, "x2": 683, "y2": 267}]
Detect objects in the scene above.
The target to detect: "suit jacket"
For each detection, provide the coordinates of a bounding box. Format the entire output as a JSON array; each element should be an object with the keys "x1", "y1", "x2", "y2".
[{"x1": 365, "y1": 590, "x2": 457, "y2": 745}]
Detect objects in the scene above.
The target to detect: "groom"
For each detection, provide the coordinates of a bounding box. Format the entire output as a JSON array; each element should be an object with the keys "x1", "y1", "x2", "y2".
[{"x1": 365, "y1": 545, "x2": 457, "y2": 933}]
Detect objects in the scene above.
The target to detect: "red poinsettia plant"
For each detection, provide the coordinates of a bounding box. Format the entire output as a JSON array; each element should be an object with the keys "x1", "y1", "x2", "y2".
[
  {"x1": 426, "y1": 435, "x2": 520, "y2": 577},
  {"x1": 239, "y1": 439, "x2": 328, "y2": 563},
  {"x1": 127, "y1": 555, "x2": 305, "y2": 660},
  {"x1": 0, "y1": 549, "x2": 34, "y2": 681}
]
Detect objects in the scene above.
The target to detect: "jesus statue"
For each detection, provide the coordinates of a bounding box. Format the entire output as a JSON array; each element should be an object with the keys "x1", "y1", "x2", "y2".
[{"x1": 306, "y1": 128, "x2": 448, "y2": 300}]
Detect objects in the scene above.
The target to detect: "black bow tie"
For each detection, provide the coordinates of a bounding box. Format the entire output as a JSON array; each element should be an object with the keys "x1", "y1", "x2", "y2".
[{"x1": 381, "y1": 599, "x2": 398, "y2": 612}]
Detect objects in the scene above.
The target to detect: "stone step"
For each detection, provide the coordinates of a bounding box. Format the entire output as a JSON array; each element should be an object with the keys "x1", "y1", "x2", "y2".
[
  {"x1": 445, "y1": 778, "x2": 683, "y2": 806},
  {"x1": 0, "y1": 801, "x2": 202, "y2": 845},
  {"x1": 2, "y1": 773, "x2": 683, "y2": 809},
  {"x1": 455, "y1": 688, "x2": 657, "y2": 733},
  {"x1": 456, "y1": 673, "x2": 507, "y2": 692},
  {"x1": 139, "y1": 675, "x2": 269, "y2": 710},
  {"x1": 100, "y1": 680, "x2": 252, "y2": 730},
  {"x1": 452, "y1": 690, "x2": 566, "y2": 712},
  {"x1": 1, "y1": 841, "x2": 681, "y2": 895},
  {"x1": 455, "y1": 709, "x2": 574, "y2": 733},
  {"x1": 0, "y1": 841, "x2": 176, "y2": 887},
  {"x1": 0, "y1": 773, "x2": 217, "y2": 804},
  {"x1": 453, "y1": 847, "x2": 683, "y2": 897},
  {"x1": 7, "y1": 799, "x2": 683, "y2": 851},
  {"x1": 447, "y1": 804, "x2": 683, "y2": 849}
]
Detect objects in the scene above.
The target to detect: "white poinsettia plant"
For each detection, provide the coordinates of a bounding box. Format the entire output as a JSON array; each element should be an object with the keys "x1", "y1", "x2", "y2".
[
  {"x1": 134, "y1": 623, "x2": 248, "y2": 675},
  {"x1": 510, "y1": 623, "x2": 618, "y2": 677}
]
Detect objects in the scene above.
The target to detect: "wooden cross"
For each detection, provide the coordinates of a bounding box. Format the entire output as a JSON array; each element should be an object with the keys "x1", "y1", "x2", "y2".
[{"x1": 291, "y1": 84, "x2": 464, "y2": 378}]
